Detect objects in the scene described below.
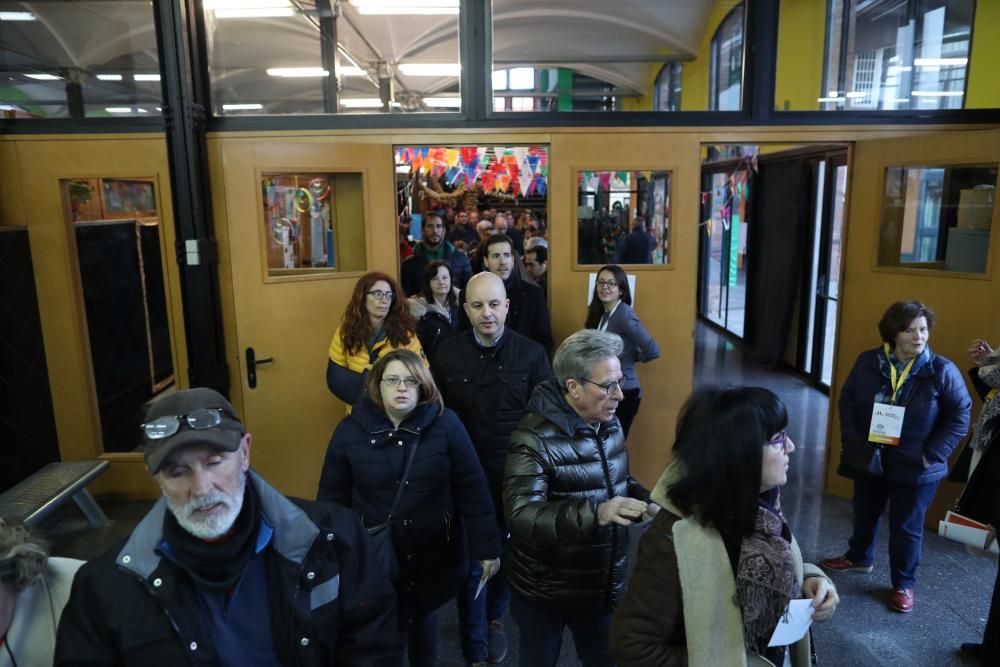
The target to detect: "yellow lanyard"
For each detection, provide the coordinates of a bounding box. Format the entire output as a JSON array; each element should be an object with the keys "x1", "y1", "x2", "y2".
[
  {"x1": 988, "y1": 388, "x2": 998, "y2": 402},
  {"x1": 884, "y1": 343, "x2": 917, "y2": 404}
]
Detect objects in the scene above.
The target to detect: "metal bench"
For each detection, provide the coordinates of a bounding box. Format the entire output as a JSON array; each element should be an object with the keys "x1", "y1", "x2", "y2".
[{"x1": 0, "y1": 460, "x2": 111, "y2": 529}]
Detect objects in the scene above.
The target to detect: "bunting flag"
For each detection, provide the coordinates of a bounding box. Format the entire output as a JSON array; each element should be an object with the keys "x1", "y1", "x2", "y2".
[
  {"x1": 518, "y1": 171, "x2": 533, "y2": 196},
  {"x1": 395, "y1": 145, "x2": 548, "y2": 195},
  {"x1": 446, "y1": 148, "x2": 460, "y2": 168},
  {"x1": 599, "y1": 172, "x2": 612, "y2": 190},
  {"x1": 496, "y1": 172, "x2": 512, "y2": 192},
  {"x1": 481, "y1": 171, "x2": 496, "y2": 191},
  {"x1": 534, "y1": 176, "x2": 546, "y2": 196},
  {"x1": 526, "y1": 154, "x2": 541, "y2": 175}
]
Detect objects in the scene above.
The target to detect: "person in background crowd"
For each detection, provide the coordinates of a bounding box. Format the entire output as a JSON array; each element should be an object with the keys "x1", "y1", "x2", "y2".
[
  {"x1": 56, "y1": 388, "x2": 401, "y2": 666},
  {"x1": 407, "y1": 260, "x2": 461, "y2": 355},
  {"x1": 401, "y1": 214, "x2": 472, "y2": 297},
  {"x1": 504, "y1": 329, "x2": 654, "y2": 666},
  {"x1": 431, "y1": 272, "x2": 551, "y2": 666},
  {"x1": 0, "y1": 519, "x2": 82, "y2": 667},
  {"x1": 524, "y1": 246, "x2": 548, "y2": 296},
  {"x1": 462, "y1": 234, "x2": 553, "y2": 356},
  {"x1": 616, "y1": 219, "x2": 656, "y2": 264},
  {"x1": 319, "y1": 350, "x2": 501, "y2": 667},
  {"x1": 584, "y1": 265, "x2": 660, "y2": 439},
  {"x1": 327, "y1": 272, "x2": 424, "y2": 412},
  {"x1": 611, "y1": 386, "x2": 839, "y2": 666},
  {"x1": 449, "y1": 210, "x2": 479, "y2": 249},
  {"x1": 957, "y1": 337, "x2": 1000, "y2": 662},
  {"x1": 495, "y1": 213, "x2": 523, "y2": 255},
  {"x1": 821, "y1": 300, "x2": 970, "y2": 613}
]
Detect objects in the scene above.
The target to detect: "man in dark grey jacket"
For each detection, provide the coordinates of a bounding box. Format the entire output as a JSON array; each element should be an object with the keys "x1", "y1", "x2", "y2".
[
  {"x1": 504, "y1": 330, "x2": 655, "y2": 667},
  {"x1": 55, "y1": 388, "x2": 402, "y2": 667}
]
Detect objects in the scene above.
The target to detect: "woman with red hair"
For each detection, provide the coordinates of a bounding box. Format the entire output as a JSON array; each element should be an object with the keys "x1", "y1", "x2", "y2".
[{"x1": 327, "y1": 271, "x2": 424, "y2": 412}]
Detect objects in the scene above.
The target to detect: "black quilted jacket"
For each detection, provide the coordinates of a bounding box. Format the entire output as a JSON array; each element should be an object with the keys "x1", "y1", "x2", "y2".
[{"x1": 503, "y1": 379, "x2": 649, "y2": 610}]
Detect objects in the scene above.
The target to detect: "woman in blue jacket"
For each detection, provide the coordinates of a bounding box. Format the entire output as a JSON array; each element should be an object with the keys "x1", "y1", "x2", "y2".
[
  {"x1": 584, "y1": 264, "x2": 661, "y2": 438},
  {"x1": 822, "y1": 300, "x2": 971, "y2": 613},
  {"x1": 318, "y1": 349, "x2": 501, "y2": 667}
]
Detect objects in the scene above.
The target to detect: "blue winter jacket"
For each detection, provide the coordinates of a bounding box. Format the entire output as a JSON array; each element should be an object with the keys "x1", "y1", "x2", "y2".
[{"x1": 839, "y1": 347, "x2": 971, "y2": 484}]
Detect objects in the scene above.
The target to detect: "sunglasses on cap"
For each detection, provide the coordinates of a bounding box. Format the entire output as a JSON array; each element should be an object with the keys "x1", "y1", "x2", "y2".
[{"x1": 142, "y1": 408, "x2": 236, "y2": 440}]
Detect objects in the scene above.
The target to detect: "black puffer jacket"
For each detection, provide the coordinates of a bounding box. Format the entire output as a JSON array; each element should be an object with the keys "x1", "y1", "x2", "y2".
[
  {"x1": 55, "y1": 472, "x2": 402, "y2": 667},
  {"x1": 318, "y1": 398, "x2": 501, "y2": 617},
  {"x1": 503, "y1": 379, "x2": 650, "y2": 610},
  {"x1": 431, "y1": 330, "x2": 551, "y2": 500}
]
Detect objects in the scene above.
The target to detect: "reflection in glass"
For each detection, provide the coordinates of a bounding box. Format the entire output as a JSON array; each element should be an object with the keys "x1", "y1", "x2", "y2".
[
  {"x1": 61, "y1": 178, "x2": 173, "y2": 453},
  {"x1": 205, "y1": 0, "x2": 460, "y2": 115},
  {"x1": 0, "y1": 1, "x2": 161, "y2": 118},
  {"x1": 878, "y1": 164, "x2": 996, "y2": 272},
  {"x1": 261, "y1": 173, "x2": 366, "y2": 276},
  {"x1": 577, "y1": 171, "x2": 669, "y2": 265},
  {"x1": 820, "y1": 0, "x2": 974, "y2": 111},
  {"x1": 709, "y1": 3, "x2": 744, "y2": 111},
  {"x1": 698, "y1": 161, "x2": 750, "y2": 337}
]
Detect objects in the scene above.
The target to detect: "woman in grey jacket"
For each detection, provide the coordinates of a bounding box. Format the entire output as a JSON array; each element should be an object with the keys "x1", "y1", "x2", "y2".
[{"x1": 585, "y1": 264, "x2": 661, "y2": 438}]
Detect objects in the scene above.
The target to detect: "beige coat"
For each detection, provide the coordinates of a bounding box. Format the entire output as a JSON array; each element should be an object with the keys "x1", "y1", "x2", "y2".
[{"x1": 2, "y1": 557, "x2": 83, "y2": 667}]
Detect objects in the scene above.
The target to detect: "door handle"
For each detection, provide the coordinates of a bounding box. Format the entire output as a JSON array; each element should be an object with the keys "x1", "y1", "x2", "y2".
[{"x1": 245, "y1": 347, "x2": 274, "y2": 389}]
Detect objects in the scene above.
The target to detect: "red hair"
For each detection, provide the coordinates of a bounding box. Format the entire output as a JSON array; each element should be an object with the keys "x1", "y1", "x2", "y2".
[{"x1": 340, "y1": 272, "x2": 416, "y2": 354}]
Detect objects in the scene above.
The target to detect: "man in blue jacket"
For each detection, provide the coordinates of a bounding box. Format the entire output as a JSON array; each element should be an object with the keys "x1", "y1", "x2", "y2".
[{"x1": 55, "y1": 388, "x2": 402, "y2": 667}]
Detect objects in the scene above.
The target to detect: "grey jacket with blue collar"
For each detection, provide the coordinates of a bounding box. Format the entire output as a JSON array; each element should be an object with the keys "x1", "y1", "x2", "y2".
[
  {"x1": 598, "y1": 302, "x2": 660, "y2": 394},
  {"x1": 54, "y1": 470, "x2": 402, "y2": 667}
]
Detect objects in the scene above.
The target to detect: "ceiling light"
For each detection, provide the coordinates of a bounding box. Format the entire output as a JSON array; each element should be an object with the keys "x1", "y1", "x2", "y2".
[
  {"x1": 914, "y1": 57, "x2": 968, "y2": 68},
  {"x1": 137, "y1": 108, "x2": 149, "y2": 113},
  {"x1": 398, "y1": 63, "x2": 461, "y2": 77},
  {"x1": 135, "y1": 74, "x2": 161, "y2": 81},
  {"x1": 214, "y1": 8, "x2": 294, "y2": 17},
  {"x1": 97, "y1": 74, "x2": 123, "y2": 81},
  {"x1": 911, "y1": 90, "x2": 963, "y2": 97},
  {"x1": 341, "y1": 98, "x2": 384, "y2": 108},
  {"x1": 352, "y1": 0, "x2": 458, "y2": 15},
  {"x1": 25, "y1": 73, "x2": 61, "y2": 80},
  {"x1": 0, "y1": 11, "x2": 36, "y2": 21},
  {"x1": 223, "y1": 103, "x2": 264, "y2": 110},
  {"x1": 267, "y1": 67, "x2": 329, "y2": 77},
  {"x1": 105, "y1": 107, "x2": 133, "y2": 113},
  {"x1": 422, "y1": 97, "x2": 461, "y2": 108}
]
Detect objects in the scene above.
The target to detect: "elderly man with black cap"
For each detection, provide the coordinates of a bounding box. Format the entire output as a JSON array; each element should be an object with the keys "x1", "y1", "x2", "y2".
[{"x1": 55, "y1": 387, "x2": 402, "y2": 667}]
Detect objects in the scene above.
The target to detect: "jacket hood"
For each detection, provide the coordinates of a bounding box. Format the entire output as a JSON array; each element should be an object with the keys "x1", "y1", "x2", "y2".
[
  {"x1": 526, "y1": 378, "x2": 620, "y2": 439},
  {"x1": 349, "y1": 394, "x2": 440, "y2": 435}
]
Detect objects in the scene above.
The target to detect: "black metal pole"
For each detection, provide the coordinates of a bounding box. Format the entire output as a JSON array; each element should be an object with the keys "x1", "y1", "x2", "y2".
[
  {"x1": 151, "y1": 0, "x2": 229, "y2": 395},
  {"x1": 318, "y1": 0, "x2": 339, "y2": 113},
  {"x1": 744, "y1": 0, "x2": 780, "y2": 122}
]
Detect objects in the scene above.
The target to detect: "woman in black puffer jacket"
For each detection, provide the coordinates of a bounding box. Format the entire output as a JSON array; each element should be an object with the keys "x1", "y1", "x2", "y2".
[{"x1": 318, "y1": 349, "x2": 500, "y2": 667}]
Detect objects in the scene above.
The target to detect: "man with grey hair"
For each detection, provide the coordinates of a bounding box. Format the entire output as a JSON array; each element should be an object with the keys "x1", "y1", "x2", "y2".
[
  {"x1": 503, "y1": 329, "x2": 657, "y2": 666},
  {"x1": 56, "y1": 387, "x2": 402, "y2": 666}
]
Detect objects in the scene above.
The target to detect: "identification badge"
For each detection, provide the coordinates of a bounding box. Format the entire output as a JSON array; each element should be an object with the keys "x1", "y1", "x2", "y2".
[{"x1": 869, "y1": 402, "x2": 905, "y2": 445}]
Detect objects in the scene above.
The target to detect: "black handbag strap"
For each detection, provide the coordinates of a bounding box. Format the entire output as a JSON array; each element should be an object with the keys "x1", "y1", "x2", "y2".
[{"x1": 387, "y1": 440, "x2": 419, "y2": 521}]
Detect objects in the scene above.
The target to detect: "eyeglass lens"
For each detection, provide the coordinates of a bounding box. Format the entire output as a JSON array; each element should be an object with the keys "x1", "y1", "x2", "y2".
[
  {"x1": 596, "y1": 280, "x2": 617, "y2": 288},
  {"x1": 368, "y1": 290, "x2": 394, "y2": 301}
]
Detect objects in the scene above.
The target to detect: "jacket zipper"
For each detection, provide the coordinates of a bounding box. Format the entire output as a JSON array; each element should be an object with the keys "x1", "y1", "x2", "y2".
[{"x1": 117, "y1": 565, "x2": 197, "y2": 666}]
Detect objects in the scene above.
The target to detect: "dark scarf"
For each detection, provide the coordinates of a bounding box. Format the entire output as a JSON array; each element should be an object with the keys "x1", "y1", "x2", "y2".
[
  {"x1": 875, "y1": 345, "x2": 932, "y2": 405},
  {"x1": 733, "y1": 490, "x2": 798, "y2": 659},
  {"x1": 161, "y1": 481, "x2": 260, "y2": 592}
]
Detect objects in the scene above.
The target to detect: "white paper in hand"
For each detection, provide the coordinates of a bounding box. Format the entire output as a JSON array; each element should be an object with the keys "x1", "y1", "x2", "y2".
[{"x1": 767, "y1": 599, "x2": 815, "y2": 647}]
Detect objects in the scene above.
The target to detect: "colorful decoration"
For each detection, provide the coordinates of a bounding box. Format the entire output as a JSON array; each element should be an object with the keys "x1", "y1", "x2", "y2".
[{"x1": 395, "y1": 145, "x2": 549, "y2": 198}]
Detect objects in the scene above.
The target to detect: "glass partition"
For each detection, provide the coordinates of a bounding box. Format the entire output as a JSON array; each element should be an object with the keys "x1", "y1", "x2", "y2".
[
  {"x1": 0, "y1": 1, "x2": 162, "y2": 118},
  {"x1": 490, "y1": 0, "x2": 744, "y2": 113},
  {"x1": 878, "y1": 164, "x2": 997, "y2": 272},
  {"x1": 261, "y1": 172, "x2": 366, "y2": 276},
  {"x1": 204, "y1": 0, "x2": 461, "y2": 115},
  {"x1": 576, "y1": 170, "x2": 670, "y2": 266}
]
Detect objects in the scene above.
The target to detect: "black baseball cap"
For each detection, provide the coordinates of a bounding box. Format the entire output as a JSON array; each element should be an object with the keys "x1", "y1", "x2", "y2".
[{"x1": 142, "y1": 388, "x2": 244, "y2": 474}]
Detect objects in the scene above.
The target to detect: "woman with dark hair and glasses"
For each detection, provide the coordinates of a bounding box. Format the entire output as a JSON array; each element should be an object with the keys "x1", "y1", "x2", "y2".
[
  {"x1": 318, "y1": 349, "x2": 500, "y2": 667},
  {"x1": 406, "y1": 260, "x2": 461, "y2": 355},
  {"x1": 327, "y1": 271, "x2": 424, "y2": 413},
  {"x1": 584, "y1": 264, "x2": 660, "y2": 438},
  {"x1": 821, "y1": 300, "x2": 970, "y2": 613},
  {"x1": 0, "y1": 518, "x2": 83, "y2": 667},
  {"x1": 611, "y1": 386, "x2": 839, "y2": 666}
]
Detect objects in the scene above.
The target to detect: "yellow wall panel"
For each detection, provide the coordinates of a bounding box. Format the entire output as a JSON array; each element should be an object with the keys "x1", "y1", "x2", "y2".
[{"x1": 774, "y1": 0, "x2": 826, "y2": 111}]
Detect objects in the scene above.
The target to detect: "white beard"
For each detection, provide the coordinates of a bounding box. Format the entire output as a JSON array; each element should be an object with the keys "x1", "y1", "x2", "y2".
[{"x1": 165, "y1": 473, "x2": 246, "y2": 540}]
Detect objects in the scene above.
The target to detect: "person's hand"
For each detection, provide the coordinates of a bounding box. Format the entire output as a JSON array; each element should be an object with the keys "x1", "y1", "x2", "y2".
[
  {"x1": 641, "y1": 502, "x2": 661, "y2": 522},
  {"x1": 969, "y1": 339, "x2": 993, "y2": 365},
  {"x1": 802, "y1": 576, "x2": 839, "y2": 622},
  {"x1": 596, "y1": 496, "x2": 648, "y2": 526},
  {"x1": 480, "y1": 558, "x2": 501, "y2": 581}
]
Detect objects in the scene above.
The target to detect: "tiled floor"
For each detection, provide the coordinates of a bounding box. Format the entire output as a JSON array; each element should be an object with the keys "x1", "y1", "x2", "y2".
[{"x1": 49, "y1": 320, "x2": 995, "y2": 665}]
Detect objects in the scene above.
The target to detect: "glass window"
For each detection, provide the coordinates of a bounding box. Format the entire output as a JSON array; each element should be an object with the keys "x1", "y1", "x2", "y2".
[
  {"x1": 0, "y1": 1, "x2": 162, "y2": 118},
  {"x1": 709, "y1": 4, "x2": 744, "y2": 111},
  {"x1": 775, "y1": 0, "x2": 992, "y2": 111},
  {"x1": 205, "y1": 0, "x2": 461, "y2": 115},
  {"x1": 261, "y1": 172, "x2": 366, "y2": 276},
  {"x1": 490, "y1": 0, "x2": 741, "y2": 113},
  {"x1": 576, "y1": 171, "x2": 670, "y2": 266},
  {"x1": 878, "y1": 164, "x2": 997, "y2": 273}
]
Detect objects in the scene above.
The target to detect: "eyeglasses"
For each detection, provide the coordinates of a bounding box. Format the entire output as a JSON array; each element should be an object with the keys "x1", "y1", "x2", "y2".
[
  {"x1": 142, "y1": 408, "x2": 227, "y2": 440},
  {"x1": 765, "y1": 430, "x2": 789, "y2": 452},
  {"x1": 596, "y1": 279, "x2": 618, "y2": 289},
  {"x1": 367, "y1": 290, "x2": 394, "y2": 301},
  {"x1": 382, "y1": 376, "x2": 421, "y2": 388},
  {"x1": 580, "y1": 377, "x2": 624, "y2": 396}
]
